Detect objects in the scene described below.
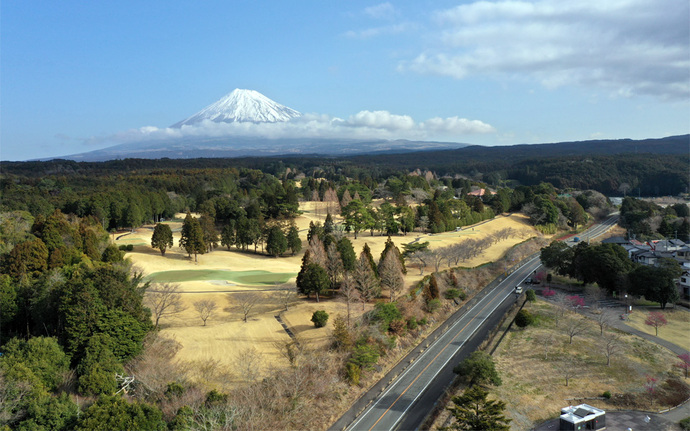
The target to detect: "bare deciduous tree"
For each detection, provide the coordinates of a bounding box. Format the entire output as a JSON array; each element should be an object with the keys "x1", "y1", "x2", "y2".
[
  {"x1": 234, "y1": 347, "x2": 262, "y2": 382},
  {"x1": 340, "y1": 273, "x2": 362, "y2": 326},
  {"x1": 230, "y1": 292, "x2": 260, "y2": 323},
  {"x1": 145, "y1": 283, "x2": 187, "y2": 330},
  {"x1": 564, "y1": 317, "x2": 588, "y2": 344},
  {"x1": 539, "y1": 334, "x2": 555, "y2": 360},
  {"x1": 410, "y1": 250, "x2": 431, "y2": 275},
  {"x1": 594, "y1": 309, "x2": 616, "y2": 335},
  {"x1": 279, "y1": 284, "x2": 297, "y2": 311},
  {"x1": 193, "y1": 299, "x2": 218, "y2": 326},
  {"x1": 603, "y1": 333, "x2": 620, "y2": 366},
  {"x1": 559, "y1": 356, "x2": 577, "y2": 386}
]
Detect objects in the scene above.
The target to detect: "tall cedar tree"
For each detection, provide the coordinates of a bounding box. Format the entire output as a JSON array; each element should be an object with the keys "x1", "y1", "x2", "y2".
[
  {"x1": 199, "y1": 215, "x2": 219, "y2": 252},
  {"x1": 326, "y1": 242, "x2": 345, "y2": 289},
  {"x1": 355, "y1": 253, "x2": 380, "y2": 305},
  {"x1": 151, "y1": 223, "x2": 173, "y2": 256},
  {"x1": 286, "y1": 224, "x2": 302, "y2": 255},
  {"x1": 337, "y1": 237, "x2": 357, "y2": 271},
  {"x1": 379, "y1": 248, "x2": 405, "y2": 302},
  {"x1": 446, "y1": 385, "x2": 511, "y2": 431},
  {"x1": 266, "y1": 225, "x2": 288, "y2": 257},
  {"x1": 362, "y1": 243, "x2": 379, "y2": 278},
  {"x1": 179, "y1": 213, "x2": 206, "y2": 262},
  {"x1": 378, "y1": 237, "x2": 407, "y2": 275},
  {"x1": 426, "y1": 273, "x2": 440, "y2": 300}
]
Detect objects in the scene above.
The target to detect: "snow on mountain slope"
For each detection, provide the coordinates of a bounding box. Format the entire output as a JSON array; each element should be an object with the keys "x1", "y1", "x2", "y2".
[{"x1": 171, "y1": 89, "x2": 301, "y2": 127}]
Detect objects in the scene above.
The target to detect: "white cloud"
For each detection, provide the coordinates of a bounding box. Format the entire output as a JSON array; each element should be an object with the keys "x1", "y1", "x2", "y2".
[
  {"x1": 344, "y1": 110, "x2": 415, "y2": 130},
  {"x1": 421, "y1": 116, "x2": 496, "y2": 135},
  {"x1": 344, "y1": 22, "x2": 415, "y2": 39},
  {"x1": 404, "y1": 0, "x2": 689, "y2": 100},
  {"x1": 85, "y1": 111, "x2": 495, "y2": 147},
  {"x1": 364, "y1": 2, "x2": 398, "y2": 20}
]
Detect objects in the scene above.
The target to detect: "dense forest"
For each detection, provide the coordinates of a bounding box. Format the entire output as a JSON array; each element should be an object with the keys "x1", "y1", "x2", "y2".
[{"x1": 0, "y1": 139, "x2": 687, "y2": 429}]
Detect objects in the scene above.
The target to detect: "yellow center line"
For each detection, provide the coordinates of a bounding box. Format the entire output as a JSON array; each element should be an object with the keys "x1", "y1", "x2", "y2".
[{"x1": 367, "y1": 287, "x2": 506, "y2": 431}]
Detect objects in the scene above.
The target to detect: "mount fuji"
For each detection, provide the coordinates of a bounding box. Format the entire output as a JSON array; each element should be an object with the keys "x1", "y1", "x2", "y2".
[
  {"x1": 171, "y1": 89, "x2": 302, "y2": 127},
  {"x1": 55, "y1": 89, "x2": 469, "y2": 161}
]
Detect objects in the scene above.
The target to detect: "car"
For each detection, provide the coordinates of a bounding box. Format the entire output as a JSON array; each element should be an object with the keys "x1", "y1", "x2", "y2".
[
  {"x1": 515, "y1": 286, "x2": 523, "y2": 294},
  {"x1": 525, "y1": 278, "x2": 541, "y2": 285}
]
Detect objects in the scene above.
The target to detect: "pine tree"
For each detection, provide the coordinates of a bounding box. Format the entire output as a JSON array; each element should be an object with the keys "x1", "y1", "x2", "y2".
[
  {"x1": 151, "y1": 223, "x2": 173, "y2": 256},
  {"x1": 446, "y1": 385, "x2": 511, "y2": 431},
  {"x1": 179, "y1": 213, "x2": 206, "y2": 262},
  {"x1": 286, "y1": 224, "x2": 302, "y2": 255}
]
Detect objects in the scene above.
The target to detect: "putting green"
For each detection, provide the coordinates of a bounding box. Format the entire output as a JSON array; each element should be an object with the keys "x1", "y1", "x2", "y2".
[{"x1": 144, "y1": 269, "x2": 297, "y2": 285}]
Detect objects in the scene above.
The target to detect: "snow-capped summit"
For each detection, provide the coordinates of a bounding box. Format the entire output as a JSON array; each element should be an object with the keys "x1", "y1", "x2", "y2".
[{"x1": 171, "y1": 89, "x2": 301, "y2": 127}]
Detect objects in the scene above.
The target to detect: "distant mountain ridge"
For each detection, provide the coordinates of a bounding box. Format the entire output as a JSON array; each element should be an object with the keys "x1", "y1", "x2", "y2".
[{"x1": 171, "y1": 89, "x2": 302, "y2": 127}]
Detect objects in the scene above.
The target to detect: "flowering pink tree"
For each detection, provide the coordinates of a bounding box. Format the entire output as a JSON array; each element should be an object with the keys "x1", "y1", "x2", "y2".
[
  {"x1": 676, "y1": 353, "x2": 690, "y2": 378},
  {"x1": 542, "y1": 288, "x2": 555, "y2": 297},
  {"x1": 645, "y1": 376, "x2": 658, "y2": 407},
  {"x1": 567, "y1": 295, "x2": 586, "y2": 308},
  {"x1": 644, "y1": 311, "x2": 668, "y2": 336}
]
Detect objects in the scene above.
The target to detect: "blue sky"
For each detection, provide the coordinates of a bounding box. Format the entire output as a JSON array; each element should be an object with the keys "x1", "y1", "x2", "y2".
[{"x1": 2, "y1": 0, "x2": 688, "y2": 161}]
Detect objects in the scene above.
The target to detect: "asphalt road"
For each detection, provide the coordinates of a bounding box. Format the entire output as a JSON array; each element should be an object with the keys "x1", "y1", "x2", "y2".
[{"x1": 331, "y1": 215, "x2": 619, "y2": 431}]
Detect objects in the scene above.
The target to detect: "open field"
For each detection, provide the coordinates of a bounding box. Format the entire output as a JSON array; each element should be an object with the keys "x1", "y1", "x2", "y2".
[
  {"x1": 118, "y1": 202, "x2": 542, "y2": 381},
  {"x1": 487, "y1": 300, "x2": 688, "y2": 430}
]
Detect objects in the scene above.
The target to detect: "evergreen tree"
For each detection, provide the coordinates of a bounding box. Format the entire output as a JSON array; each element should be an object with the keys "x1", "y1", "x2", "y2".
[
  {"x1": 379, "y1": 248, "x2": 405, "y2": 302},
  {"x1": 296, "y1": 262, "x2": 330, "y2": 302},
  {"x1": 199, "y1": 214, "x2": 219, "y2": 252},
  {"x1": 179, "y1": 213, "x2": 206, "y2": 262},
  {"x1": 378, "y1": 236, "x2": 406, "y2": 275},
  {"x1": 446, "y1": 385, "x2": 511, "y2": 431},
  {"x1": 151, "y1": 223, "x2": 173, "y2": 256},
  {"x1": 266, "y1": 225, "x2": 288, "y2": 257},
  {"x1": 221, "y1": 221, "x2": 236, "y2": 250},
  {"x1": 286, "y1": 224, "x2": 302, "y2": 255},
  {"x1": 362, "y1": 243, "x2": 378, "y2": 278},
  {"x1": 337, "y1": 237, "x2": 357, "y2": 271}
]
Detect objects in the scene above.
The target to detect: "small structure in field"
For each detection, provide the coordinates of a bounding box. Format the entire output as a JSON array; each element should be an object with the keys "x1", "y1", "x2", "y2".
[{"x1": 559, "y1": 404, "x2": 606, "y2": 430}]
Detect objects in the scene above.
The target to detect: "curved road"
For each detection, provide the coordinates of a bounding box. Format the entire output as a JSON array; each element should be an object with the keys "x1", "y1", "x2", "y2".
[{"x1": 330, "y1": 214, "x2": 619, "y2": 431}]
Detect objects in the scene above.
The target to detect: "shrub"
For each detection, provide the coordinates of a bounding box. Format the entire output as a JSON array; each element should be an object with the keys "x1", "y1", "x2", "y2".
[
  {"x1": 389, "y1": 319, "x2": 406, "y2": 335},
  {"x1": 453, "y1": 351, "x2": 502, "y2": 386},
  {"x1": 369, "y1": 302, "x2": 402, "y2": 332},
  {"x1": 407, "y1": 317, "x2": 418, "y2": 330},
  {"x1": 602, "y1": 390, "x2": 612, "y2": 399},
  {"x1": 542, "y1": 288, "x2": 555, "y2": 297},
  {"x1": 515, "y1": 310, "x2": 534, "y2": 328},
  {"x1": 419, "y1": 317, "x2": 428, "y2": 326},
  {"x1": 311, "y1": 310, "x2": 329, "y2": 328},
  {"x1": 680, "y1": 417, "x2": 690, "y2": 431},
  {"x1": 445, "y1": 288, "x2": 461, "y2": 300},
  {"x1": 526, "y1": 289, "x2": 536, "y2": 302},
  {"x1": 445, "y1": 288, "x2": 466, "y2": 301},
  {"x1": 165, "y1": 382, "x2": 185, "y2": 398},
  {"x1": 426, "y1": 298, "x2": 441, "y2": 313},
  {"x1": 350, "y1": 344, "x2": 379, "y2": 370},
  {"x1": 346, "y1": 362, "x2": 361, "y2": 386}
]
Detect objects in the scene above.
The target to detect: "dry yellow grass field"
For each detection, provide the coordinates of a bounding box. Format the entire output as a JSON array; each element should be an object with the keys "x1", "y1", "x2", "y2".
[
  {"x1": 488, "y1": 300, "x2": 685, "y2": 430},
  {"x1": 624, "y1": 308, "x2": 690, "y2": 351},
  {"x1": 118, "y1": 202, "x2": 541, "y2": 379}
]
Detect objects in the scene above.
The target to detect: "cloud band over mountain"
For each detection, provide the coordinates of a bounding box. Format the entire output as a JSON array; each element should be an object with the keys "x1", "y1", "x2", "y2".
[{"x1": 85, "y1": 110, "x2": 495, "y2": 148}]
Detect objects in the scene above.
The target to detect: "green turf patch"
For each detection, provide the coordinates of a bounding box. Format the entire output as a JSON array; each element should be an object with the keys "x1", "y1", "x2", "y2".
[{"x1": 144, "y1": 269, "x2": 297, "y2": 285}]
